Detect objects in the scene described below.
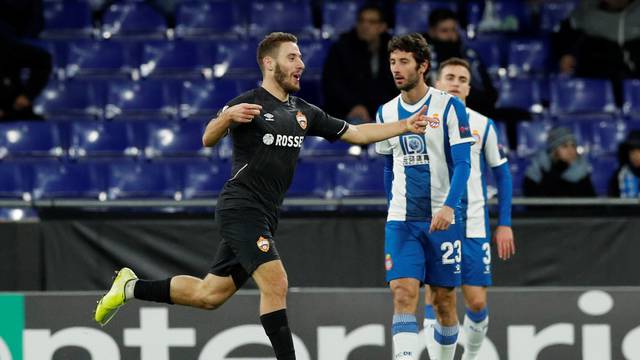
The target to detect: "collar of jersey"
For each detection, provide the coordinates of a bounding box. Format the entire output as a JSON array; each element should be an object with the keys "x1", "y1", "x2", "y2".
[{"x1": 399, "y1": 87, "x2": 432, "y2": 113}]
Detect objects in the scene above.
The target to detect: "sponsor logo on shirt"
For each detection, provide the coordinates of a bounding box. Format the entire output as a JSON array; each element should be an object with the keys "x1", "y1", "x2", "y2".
[
  {"x1": 296, "y1": 111, "x2": 308, "y2": 130},
  {"x1": 257, "y1": 236, "x2": 270, "y2": 252},
  {"x1": 263, "y1": 133, "x2": 274, "y2": 145},
  {"x1": 264, "y1": 113, "x2": 275, "y2": 121}
]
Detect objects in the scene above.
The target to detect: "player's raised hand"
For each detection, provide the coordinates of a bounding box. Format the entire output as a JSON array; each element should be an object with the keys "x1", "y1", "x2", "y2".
[
  {"x1": 405, "y1": 105, "x2": 429, "y2": 134},
  {"x1": 493, "y1": 226, "x2": 515, "y2": 260},
  {"x1": 224, "y1": 103, "x2": 262, "y2": 123},
  {"x1": 429, "y1": 205, "x2": 454, "y2": 232}
]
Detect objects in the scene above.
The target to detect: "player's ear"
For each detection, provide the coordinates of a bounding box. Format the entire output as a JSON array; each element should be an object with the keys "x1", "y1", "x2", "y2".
[{"x1": 263, "y1": 56, "x2": 274, "y2": 72}]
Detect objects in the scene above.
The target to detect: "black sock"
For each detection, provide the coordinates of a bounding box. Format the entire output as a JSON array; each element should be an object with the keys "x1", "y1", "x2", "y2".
[
  {"x1": 260, "y1": 309, "x2": 296, "y2": 360},
  {"x1": 133, "y1": 278, "x2": 173, "y2": 304}
]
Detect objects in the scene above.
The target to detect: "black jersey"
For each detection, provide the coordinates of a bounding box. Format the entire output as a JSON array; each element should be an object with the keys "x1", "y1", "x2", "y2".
[{"x1": 216, "y1": 87, "x2": 348, "y2": 221}]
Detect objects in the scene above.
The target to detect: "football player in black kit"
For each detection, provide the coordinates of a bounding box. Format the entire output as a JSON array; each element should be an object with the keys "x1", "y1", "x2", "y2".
[{"x1": 95, "y1": 32, "x2": 430, "y2": 360}]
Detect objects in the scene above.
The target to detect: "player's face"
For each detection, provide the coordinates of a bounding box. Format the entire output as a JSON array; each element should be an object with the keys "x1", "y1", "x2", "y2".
[
  {"x1": 429, "y1": 19, "x2": 459, "y2": 42},
  {"x1": 389, "y1": 50, "x2": 427, "y2": 92},
  {"x1": 436, "y1": 65, "x2": 471, "y2": 101},
  {"x1": 274, "y1": 42, "x2": 305, "y2": 94},
  {"x1": 629, "y1": 148, "x2": 640, "y2": 168}
]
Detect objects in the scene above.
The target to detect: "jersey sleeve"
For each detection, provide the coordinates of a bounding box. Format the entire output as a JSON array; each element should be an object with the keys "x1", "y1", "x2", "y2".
[
  {"x1": 444, "y1": 96, "x2": 475, "y2": 146},
  {"x1": 216, "y1": 91, "x2": 255, "y2": 130},
  {"x1": 483, "y1": 119, "x2": 508, "y2": 168},
  {"x1": 374, "y1": 106, "x2": 393, "y2": 155},
  {"x1": 306, "y1": 104, "x2": 348, "y2": 142}
]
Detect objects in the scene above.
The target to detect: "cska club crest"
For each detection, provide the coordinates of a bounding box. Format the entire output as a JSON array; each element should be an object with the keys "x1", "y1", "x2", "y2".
[
  {"x1": 296, "y1": 111, "x2": 307, "y2": 130},
  {"x1": 257, "y1": 236, "x2": 270, "y2": 252}
]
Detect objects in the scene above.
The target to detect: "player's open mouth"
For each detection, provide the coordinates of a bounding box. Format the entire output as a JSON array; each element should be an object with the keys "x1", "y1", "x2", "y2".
[{"x1": 292, "y1": 73, "x2": 301, "y2": 81}]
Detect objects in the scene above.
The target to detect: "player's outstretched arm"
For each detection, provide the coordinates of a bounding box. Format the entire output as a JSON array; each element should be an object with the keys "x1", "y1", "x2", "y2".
[
  {"x1": 202, "y1": 103, "x2": 262, "y2": 147},
  {"x1": 339, "y1": 105, "x2": 429, "y2": 145}
]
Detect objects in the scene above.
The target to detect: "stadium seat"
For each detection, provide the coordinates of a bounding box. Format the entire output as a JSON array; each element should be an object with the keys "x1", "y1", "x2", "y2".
[
  {"x1": 540, "y1": 1, "x2": 578, "y2": 33},
  {"x1": 495, "y1": 77, "x2": 543, "y2": 113},
  {"x1": 550, "y1": 78, "x2": 618, "y2": 118},
  {"x1": 0, "y1": 163, "x2": 31, "y2": 200},
  {"x1": 65, "y1": 40, "x2": 136, "y2": 79},
  {"x1": 395, "y1": 1, "x2": 458, "y2": 35},
  {"x1": 145, "y1": 122, "x2": 213, "y2": 158},
  {"x1": 32, "y1": 161, "x2": 106, "y2": 199},
  {"x1": 213, "y1": 40, "x2": 261, "y2": 79},
  {"x1": 467, "y1": 0, "x2": 531, "y2": 34},
  {"x1": 509, "y1": 156, "x2": 527, "y2": 196},
  {"x1": 300, "y1": 137, "x2": 359, "y2": 158},
  {"x1": 623, "y1": 79, "x2": 640, "y2": 120},
  {"x1": 516, "y1": 120, "x2": 552, "y2": 158},
  {"x1": 248, "y1": 1, "x2": 316, "y2": 39},
  {"x1": 180, "y1": 79, "x2": 240, "y2": 120},
  {"x1": 34, "y1": 80, "x2": 104, "y2": 119},
  {"x1": 321, "y1": 1, "x2": 359, "y2": 39},
  {"x1": 176, "y1": 1, "x2": 245, "y2": 39},
  {"x1": 591, "y1": 119, "x2": 627, "y2": 156},
  {"x1": 589, "y1": 155, "x2": 618, "y2": 196},
  {"x1": 182, "y1": 160, "x2": 231, "y2": 199},
  {"x1": 334, "y1": 158, "x2": 385, "y2": 198},
  {"x1": 69, "y1": 121, "x2": 139, "y2": 158},
  {"x1": 0, "y1": 122, "x2": 64, "y2": 159},
  {"x1": 139, "y1": 41, "x2": 213, "y2": 78},
  {"x1": 297, "y1": 40, "x2": 330, "y2": 79},
  {"x1": 507, "y1": 39, "x2": 549, "y2": 77},
  {"x1": 288, "y1": 160, "x2": 335, "y2": 198},
  {"x1": 108, "y1": 162, "x2": 180, "y2": 199},
  {"x1": 101, "y1": 3, "x2": 167, "y2": 39},
  {"x1": 466, "y1": 36, "x2": 504, "y2": 75},
  {"x1": 42, "y1": 1, "x2": 93, "y2": 38},
  {"x1": 105, "y1": 80, "x2": 178, "y2": 119}
]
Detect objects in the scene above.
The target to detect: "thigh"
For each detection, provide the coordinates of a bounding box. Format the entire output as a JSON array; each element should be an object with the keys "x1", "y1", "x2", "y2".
[
  {"x1": 461, "y1": 237, "x2": 492, "y2": 286},
  {"x1": 384, "y1": 221, "x2": 426, "y2": 283},
  {"x1": 424, "y1": 223, "x2": 462, "y2": 288}
]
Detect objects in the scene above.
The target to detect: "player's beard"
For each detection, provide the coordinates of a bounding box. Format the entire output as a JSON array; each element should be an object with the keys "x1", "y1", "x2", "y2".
[
  {"x1": 274, "y1": 63, "x2": 300, "y2": 94},
  {"x1": 396, "y1": 71, "x2": 421, "y2": 92}
]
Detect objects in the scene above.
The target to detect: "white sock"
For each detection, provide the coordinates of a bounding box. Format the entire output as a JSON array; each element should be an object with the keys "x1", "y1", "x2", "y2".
[
  {"x1": 392, "y1": 313, "x2": 419, "y2": 359},
  {"x1": 434, "y1": 321, "x2": 459, "y2": 360},
  {"x1": 124, "y1": 279, "x2": 137, "y2": 301},
  {"x1": 461, "y1": 309, "x2": 489, "y2": 360},
  {"x1": 423, "y1": 305, "x2": 438, "y2": 360}
]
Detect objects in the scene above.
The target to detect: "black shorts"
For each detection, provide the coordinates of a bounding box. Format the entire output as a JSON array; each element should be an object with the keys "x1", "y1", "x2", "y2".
[{"x1": 210, "y1": 207, "x2": 280, "y2": 288}]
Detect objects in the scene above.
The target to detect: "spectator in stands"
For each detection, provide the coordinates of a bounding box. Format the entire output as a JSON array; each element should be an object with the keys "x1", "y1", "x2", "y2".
[
  {"x1": 423, "y1": 8, "x2": 498, "y2": 117},
  {"x1": 609, "y1": 130, "x2": 640, "y2": 197},
  {"x1": 524, "y1": 126, "x2": 596, "y2": 197},
  {"x1": 555, "y1": 0, "x2": 640, "y2": 105},
  {"x1": 322, "y1": 4, "x2": 397, "y2": 123},
  {"x1": 0, "y1": 0, "x2": 51, "y2": 120}
]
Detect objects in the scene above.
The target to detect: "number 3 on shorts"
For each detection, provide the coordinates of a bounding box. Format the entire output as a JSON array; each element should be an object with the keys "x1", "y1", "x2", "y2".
[{"x1": 441, "y1": 240, "x2": 462, "y2": 265}]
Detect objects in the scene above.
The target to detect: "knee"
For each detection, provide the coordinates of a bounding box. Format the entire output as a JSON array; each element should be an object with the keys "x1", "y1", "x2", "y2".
[
  {"x1": 391, "y1": 283, "x2": 419, "y2": 310},
  {"x1": 466, "y1": 297, "x2": 487, "y2": 313},
  {"x1": 432, "y1": 292, "x2": 456, "y2": 316},
  {"x1": 260, "y1": 275, "x2": 288, "y2": 300}
]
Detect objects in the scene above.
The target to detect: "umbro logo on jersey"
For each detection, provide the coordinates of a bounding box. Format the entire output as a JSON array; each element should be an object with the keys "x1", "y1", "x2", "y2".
[{"x1": 264, "y1": 113, "x2": 275, "y2": 121}]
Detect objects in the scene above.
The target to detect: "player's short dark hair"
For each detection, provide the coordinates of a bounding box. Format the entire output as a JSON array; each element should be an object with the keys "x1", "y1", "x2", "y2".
[
  {"x1": 428, "y1": 8, "x2": 458, "y2": 29},
  {"x1": 438, "y1": 57, "x2": 471, "y2": 80},
  {"x1": 388, "y1": 33, "x2": 431, "y2": 67},
  {"x1": 257, "y1": 32, "x2": 298, "y2": 73}
]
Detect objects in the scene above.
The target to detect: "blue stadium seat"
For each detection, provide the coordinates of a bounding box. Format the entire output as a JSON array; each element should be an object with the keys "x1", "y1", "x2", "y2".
[
  {"x1": 176, "y1": 1, "x2": 245, "y2": 39},
  {"x1": 145, "y1": 122, "x2": 213, "y2": 158},
  {"x1": 507, "y1": 39, "x2": 549, "y2": 77},
  {"x1": 334, "y1": 158, "x2": 385, "y2": 197},
  {"x1": 69, "y1": 121, "x2": 139, "y2": 158},
  {"x1": 180, "y1": 79, "x2": 240, "y2": 120},
  {"x1": 466, "y1": 36, "x2": 504, "y2": 74},
  {"x1": 139, "y1": 41, "x2": 214, "y2": 78},
  {"x1": 42, "y1": 1, "x2": 93, "y2": 38},
  {"x1": 509, "y1": 156, "x2": 527, "y2": 196},
  {"x1": 467, "y1": 0, "x2": 531, "y2": 34},
  {"x1": 540, "y1": 1, "x2": 577, "y2": 33},
  {"x1": 495, "y1": 77, "x2": 543, "y2": 113},
  {"x1": 214, "y1": 40, "x2": 261, "y2": 79},
  {"x1": 516, "y1": 120, "x2": 552, "y2": 158},
  {"x1": 0, "y1": 122, "x2": 64, "y2": 159},
  {"x1": 591, "y1": 119, "x2": 627, "y2": 156},
  {"x1": 101, "y1": 3, "x2": 167, "y2": 39},
  {"x1": 297, "y1": 40, "x2": 330, "y2": 79},
  {"x1": 395, "y1": 1, "x2": 458, "y2": 35},
  {"x1": 300, "y1": 137, "x2": 357, "y2": 158},
  {"x1": 288, "y1": 159, "x2": 335, "y2": 198},
  {"x1": 248, "y1": 1, "x2": 316, "y2": 39},
  {"x1": 0, "y1": 163, "x2": 30, "y2": 200},
  {"x1": 321, "y1": 1, "x2": 359, "y2": 39},
  {"x1": 105, "y1": 80, "x2": 178, "y2": 119},
  {"x1": 589, "y1": 155, "x2": 618, "y2": 196},
  {"x1": 32, "y1": 161, "x2": 106, "y2": 199},
  {"x1": 623, "y1": 79, "x2": 640, "y2": 120},
  {"x1": 65, "y1": 41, "x2": 136, "y2": 79},
  {"x1": 34, "y1": 80, "x2": 104, "y2": 119},
  {"x1": 550, "y1": 78, "x2": 618, "y2": 119},
  {"x1": 108, "y1": 162, "x2": 180, "y2": 199},
  {"x1": 182, "y1": 160, "x2": 231, "y2": 199}
]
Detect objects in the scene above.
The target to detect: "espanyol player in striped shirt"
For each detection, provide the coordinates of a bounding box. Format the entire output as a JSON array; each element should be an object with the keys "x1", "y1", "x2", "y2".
[
  {"x1": 375, "y1": 34, "x2": 473, "y2": 360},
  {"x1": 423, "y1": 57, "x2": 516, "y2": 360}
]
